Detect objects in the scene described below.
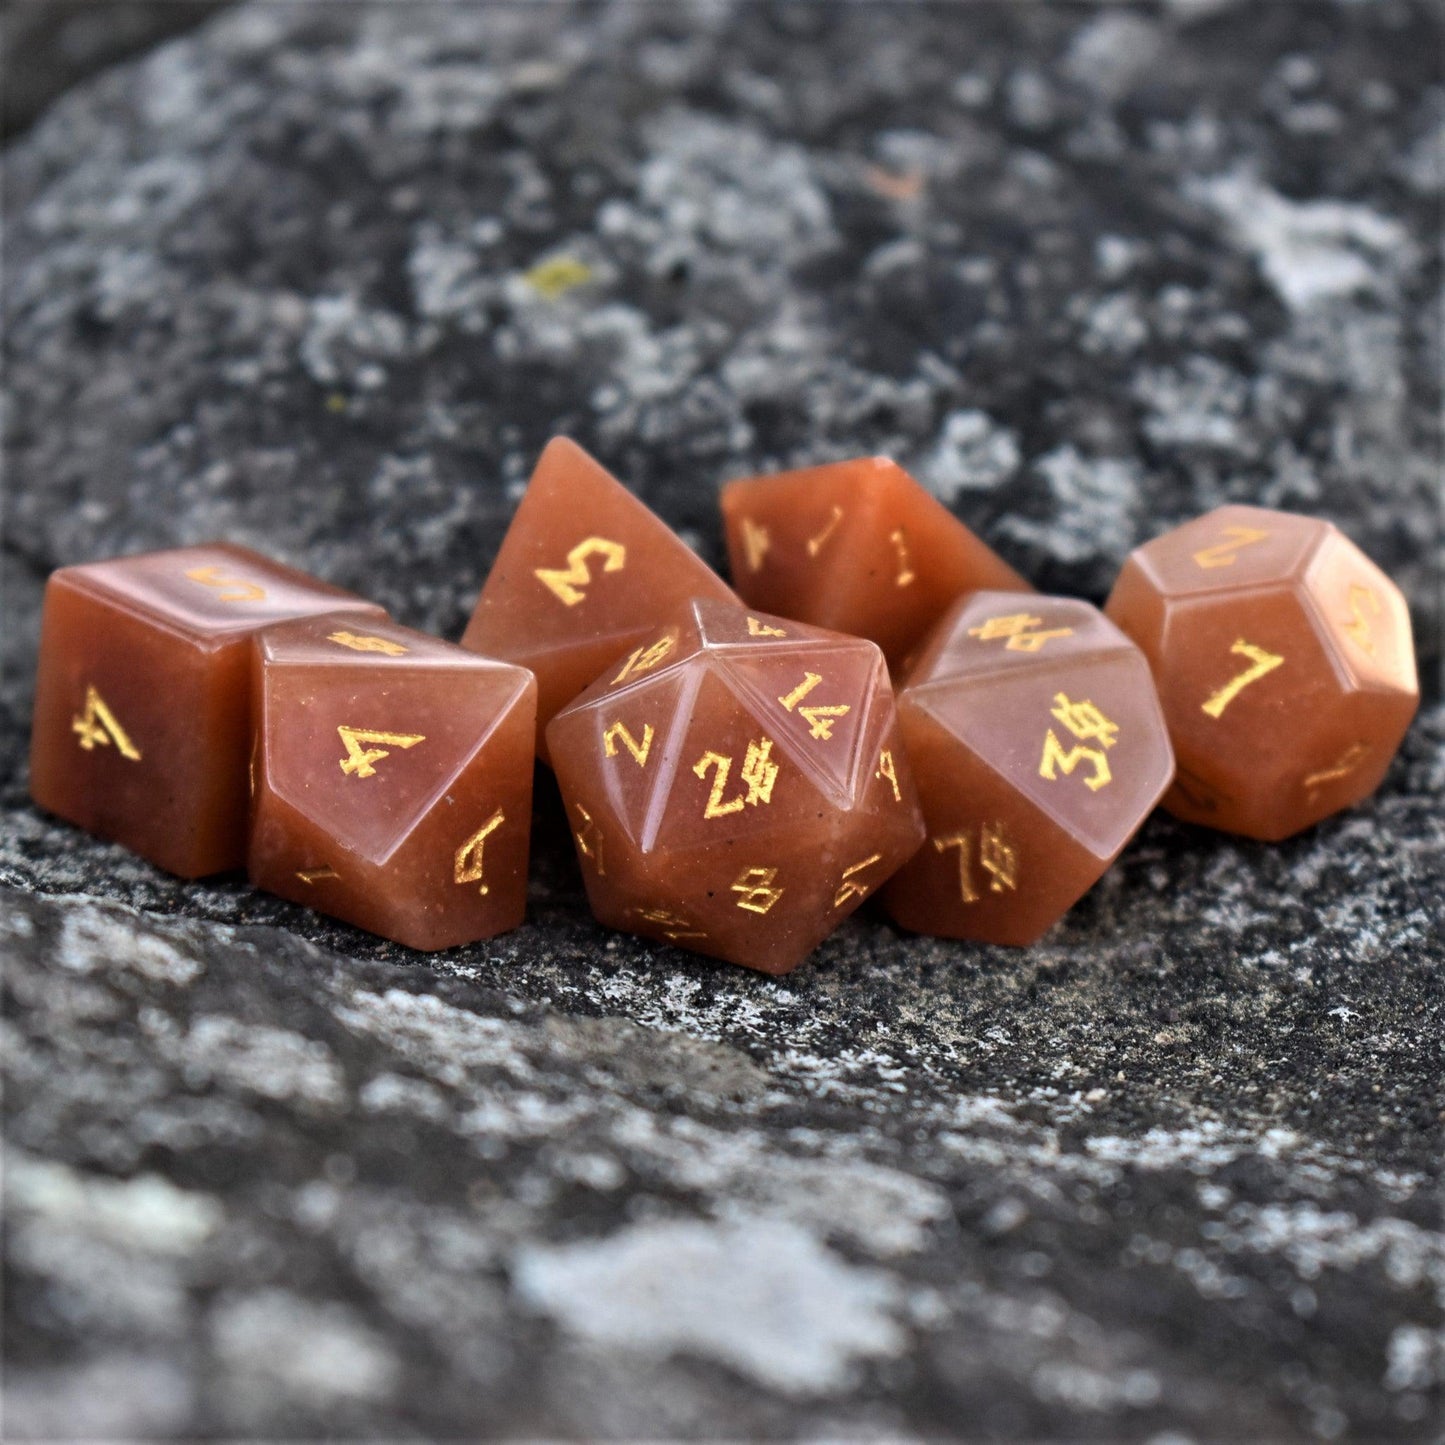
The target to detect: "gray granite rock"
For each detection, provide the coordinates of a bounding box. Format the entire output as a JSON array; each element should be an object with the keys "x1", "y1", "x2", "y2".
[{"x1": 2, "y1": 1, "x2": 1442, "y2": 1438}]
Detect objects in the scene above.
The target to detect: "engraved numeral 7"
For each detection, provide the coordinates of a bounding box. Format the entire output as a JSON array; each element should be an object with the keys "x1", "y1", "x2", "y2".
[
  {"x1": 535, "y1": 537, "x2": 626, "y2": 606},
  {"x1": 1201, "y1": 640, "x2": 1285, "y2": 718}
]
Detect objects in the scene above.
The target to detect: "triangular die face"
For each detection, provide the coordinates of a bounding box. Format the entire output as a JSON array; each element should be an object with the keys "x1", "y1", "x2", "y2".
[
  {"x1": 690, "y1": 597, "x2": 838, "y2": 653},
  {"x1": 646, "y1": 665, "x2": 830, "y2": 855},
  {"x1": 559, "y1": 666, "x2": 700, "y2": 852},
  {"x1": 260, "y1": 662, "x2": 524, "y2": 864},
  {"x1": 717, "y1": 642, "x2": 884, "y2": 804},
  {"x1": 463, "y1": 438, "x2": 734, "y2": 666}
]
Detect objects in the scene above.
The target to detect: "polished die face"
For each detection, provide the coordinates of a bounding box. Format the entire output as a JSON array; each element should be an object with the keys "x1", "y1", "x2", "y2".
[
  {"x1": 247, "y1": 615, "x2": 536, "y2": 951},
  {"x1": 462, "y1": 437, "x2": 736, "y2": 760},
  {"x1": 720, "y1": 456, "x2": 1031, "y2": 669},
  {"x1": 30, "y1": 543, "x2": 385, "y2": 877},
  {"x1": 1105, "y1": 505, "x2": 1419, "y2": 840},
  {"x1": 882, "y1": 592, "x2": 1175, "y2": 946},
  {"x1": 546, "y1": 599, "x2": 926, "y2": 975}
]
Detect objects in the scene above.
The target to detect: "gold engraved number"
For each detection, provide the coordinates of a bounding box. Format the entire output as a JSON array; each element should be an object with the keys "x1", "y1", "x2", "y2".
[
  {"x1": 806, "y1": 505, "x2": 844, "y2": 557},
  {"x1": 876, "y1": 749, "x2": 902, "y2": 802},
  {"x1": 1303, "y1": 742, "x2": 1369, "y2": 797},
  {"x1": 535, "y1": 537, "x2": 626, "y2": 607},
  {"x1": 694, "y1": 738, "x2": 778, "y2": 818},
  {"x1": 1201, "y1": 640, "x2": 1285, "y2": 719},
  {"x1": 634, "y1": 906, "x2": 707, "y2": 942},
  {"x1": 890, "y1": 530, "x2": 916, "y2": 587},
  {"x1": 747, "y1": 616, "x2": 787, "y2": 638},
  {"x1": 933, "y1": 824, "x2": 1018, "y2": 903},
  {"x1": 778, "y1": 672, "x2": 851, "y2": 740},
  {"x1": 184, "y1": 565, "x2": 265, "y2": 602},
  {"x1": 1343, "y1": 584, "x2": 1381, "y2": 656},
  {"x1": 1191, "y1": 525, "x2": 1270, "y2": 570},
  {"x1": 337, "y1": 726, "x2": 426, "y2": 779},
  {"x1": 71, "y1": 685, "x2": 142, "y2": 760},
  {"x1": 968, "y1": 613, "x2": 1075, "y2": 653},
  {"x1": 454, "y1": 809, "x2": 505, "y2": 896},
  {"x1": 732, "y1": 866, "x2": 784, "y2": 915},
  {"x1": 296, "y1": 866, "x2": 339, "y2": 885},
  {"x1": 613, "y1": 635, "x2": 676, "y2": 684},
  {"x1": 741, "y1": 518, "x2": 771, "y2": 572},
  {"x1": 573, "y1": 803, "x2": 605, "y2": 875},
  {"x1": 327, "y1": 630, "x2": 408, "y2": 656},
  {"x1": 1039, "y1": 694, "x2": 1119, "y2": 792},
  {"x1": 604, "y1": 721, "x2": 654, "y2": 767},
  {"x1": 834, "y1": 854, "x2": 882, "y2": 908}
]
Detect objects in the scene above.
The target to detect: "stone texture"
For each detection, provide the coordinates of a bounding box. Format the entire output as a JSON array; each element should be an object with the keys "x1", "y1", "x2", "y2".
[{"x1": 2, "y1": 1, "x2": 1441, "y2": 1438}]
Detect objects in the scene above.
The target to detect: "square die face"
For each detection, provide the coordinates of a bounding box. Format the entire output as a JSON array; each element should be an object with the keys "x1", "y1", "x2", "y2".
[
  {"x1": 70, "y1": 542, "x2": 385, "y2": 643},
  {"x1": 248, "y1": 615, "x2": 537, "y2": 950},
  {"x1": 30, "y1": 574, "x2": 247, "y2": 876}
]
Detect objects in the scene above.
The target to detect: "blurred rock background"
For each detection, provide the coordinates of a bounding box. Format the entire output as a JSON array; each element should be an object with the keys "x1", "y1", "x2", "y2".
[{"x1": 3, "y1": 2, "x2": 1441, "y2": 1439}]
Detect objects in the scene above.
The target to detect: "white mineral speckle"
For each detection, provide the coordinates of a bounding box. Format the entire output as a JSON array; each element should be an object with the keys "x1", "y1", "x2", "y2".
[{"x1": 514, "y1": 1216, "x2": 908, "y2": 1394}]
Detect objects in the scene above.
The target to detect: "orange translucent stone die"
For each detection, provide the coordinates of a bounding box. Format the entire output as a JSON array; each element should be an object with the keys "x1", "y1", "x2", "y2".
[
  {"x1": 720, "y1": 455, "x2": 1031, "y2": 669},
  {"x1": 462, "y1": 437, "x2": 737, "y2": 760},
  {"x1": 546, "y1": 599, "x2": 925, "y2": 975},
  {"x1": 882, "y1": 592, "x2": 1175, "y2": 945},
  {"x1": 1105, "y1": 505, "x2": 1419, "y2": 840},
  {"x1": 247, "y1": 614, "x2": 536, "y2": 951},
  {"x1": 30, "y1": 543, "x2": 386, "y2": 877}
]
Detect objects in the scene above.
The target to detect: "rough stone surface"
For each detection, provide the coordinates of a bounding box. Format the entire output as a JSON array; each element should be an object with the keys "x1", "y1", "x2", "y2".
[{"x1": 2, "y1": 2, "x2": 1442, "y2": 1438}]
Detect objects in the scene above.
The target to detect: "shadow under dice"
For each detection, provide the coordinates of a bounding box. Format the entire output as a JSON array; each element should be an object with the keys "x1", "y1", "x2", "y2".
[
  {"x1": 1105, "y1": 505, "x2": 1419, "y2": 840},
  {"x1": 720, "y1": 455, "x2": 1030, "y2": 670},
  {"x1": 248, "y1": 615, "x2": 536, "y2": 950},
  {"x1": 882, "y1": 593, "x2": 1175, "y2": 946},
  {"x1": 30, "y1": 543, "x2": 386, "y2": 877},
  {"x1": 546, "y1": 599, "x2": 925, "y2": 975},
  {"x1": 461, "y1": 436, "x2": 736, "y2": 760}
]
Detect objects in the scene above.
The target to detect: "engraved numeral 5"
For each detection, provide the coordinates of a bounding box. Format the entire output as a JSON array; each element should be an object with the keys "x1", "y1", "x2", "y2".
[
  {"x1": 535, "y1": 537, "x2": 626, "y2": 606},
  {"x1": 184, "y1": 565, "x2": 265, "y2": 602}
]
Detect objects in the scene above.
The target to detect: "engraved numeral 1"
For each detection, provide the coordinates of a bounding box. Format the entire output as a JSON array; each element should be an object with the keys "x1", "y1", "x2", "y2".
[
  {"x1": 741, "y1": 518, "x2": 770, "y2": 572},
  {"x1": 328, "y1": 631, "x2": 408, "y2": 656},
  {"x1": 71, "y1": 685, "x2": 142, "y2": 760},
  {"x1": 603, "y1": 720, "x2": 654, "y2": 767},
  {"x1": 1191, "y1": 525, "x2": 1269, "y2": 569},
  {"x1": 834, "y1": 853, "x2": 882, "y2": 908},
  {"x1": 1200, "y1": 640, "x2": 1285, "y2": 719},
  {"x1": 889, "y1": 529, "x2": 916, "y2": 587},
  {"x1": 1343, "y1": 584, "x2": 1381, "y2": 656},
  {"x1": 337, "y1": 726, "x2": 426, "y2": 778},
  {"x1": 806, "y1": 505, "x2": 844, "y2": 557},
  {"x1": 184, "y1": 565, "x2": 266, "y2": 602},
  {"x1": 732, "y1": 866, "x2": 784, "y2": 915},
  {"x1": 535, "y1": 536, "x2": 626, "y2": 606},
  {"x1": 454, "y1": 809, "x2": 505, "y2": 895},
  {"x1": 693, "y1": 739, "x2": 778, "y2": 818},
  {"x1": 777, "y1": 672, "x2": 851, "y2": 740}
]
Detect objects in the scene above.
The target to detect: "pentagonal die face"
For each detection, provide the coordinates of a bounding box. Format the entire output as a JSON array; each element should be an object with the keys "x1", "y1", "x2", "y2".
[
  {"x1": 721, "y1": 456, "x2": 1030, "y2": 670},
  {"x1": 461, "y1": 437, "x2": 736, "y2": 758},
  {"x1": 546, "y1": 600, "x2": 926, "y2": 975},
  {"x1": 29, "y1": 543, "x2": 385, "y2": 877},
  {"x1": 248, "y1": 616, "x2": 536, "y2": 950},
  {"x1": 1105, "y1": 506, "x2": 1418, "y2": 840},
  {"x1": 882, "y1": 593, "x2": 1175, "y2": 945}
]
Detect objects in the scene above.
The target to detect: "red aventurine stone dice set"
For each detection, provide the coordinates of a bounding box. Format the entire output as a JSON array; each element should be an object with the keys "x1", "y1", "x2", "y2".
[{"x1": 30, "y1": 439, "x2": 1420, "y2": 973}]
